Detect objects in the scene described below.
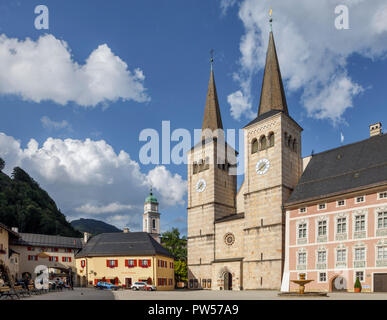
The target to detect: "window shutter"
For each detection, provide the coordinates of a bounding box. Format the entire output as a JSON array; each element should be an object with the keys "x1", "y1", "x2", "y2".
[
  {"x1": 125, "y1": 259, "x2": 128, "y2": 267},
  {"x1": 69, "y1": 257, "x2": 72, "y2": 263},
  {"x1": 56, "y1": 257, "x2": 58, "y2": 262},
  {"x1": 115, "y1": 260, "x2": 118, "y2": 267},
  {"x1": 106, "y1": 260, "x2": 109, "y2": 267},
  {"x1": 134, "y1": 259, "x2": 137, "y2": 267},
  {"x1": 148, "y1": 259, "x2": 151, "y2": 267}
]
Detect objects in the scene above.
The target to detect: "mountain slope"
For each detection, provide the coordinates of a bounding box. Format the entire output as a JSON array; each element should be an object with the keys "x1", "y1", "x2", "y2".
[
  {"x1": 71, "y1": 218, "x2": 122, "y2": 235},
  {"x1": 0, "y1": 166, "x2": 81, "y2": 237}
]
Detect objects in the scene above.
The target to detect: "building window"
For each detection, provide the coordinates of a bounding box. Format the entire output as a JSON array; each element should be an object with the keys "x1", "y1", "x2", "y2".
[
  {"x1": 355, "y1": 247, "x2": 365, "y2": 261},
  {"x1": 193, "y1": 162, "x2": 198, "y2": 174},
  {"x1": 355, "y1": 196, "x2": 365, "y2": 204},
  {"x1": 298, "y1": 223, "x2": 307, "y2": 239},
  {"x1": 355, "y1": 215, "x2": 366, "y2": 232},
  {"x1": 299, "y1": 207, "x2": 307, "y2": 214},
  {"x1": 337, "y1": 200, "x2": 346, "y2": 207},
  {"x1": 259, "y1": 135, "x2": 267, "y2": 151},
  {"x1": 317, "y1": 250, "x2": 326, "y2": 263},
  {"x1": 318, "y1": 220, "x2": 327, "y2": 236},
  {"x1": 337, "y1": 249, "x2": 347, "y2": 263},
  {"x1": 337, "y1": 217, "x2": 347, "y2": 234},
  {"x1": 377, "y1": 212, "x2": 387, "y2": 229},
  {"x1": 378, "y1": 192, "x2": 387, "y2": 200},
  {"x1": 377, "y1": 246, "x2": 387, "y2": 260},
  {"x1": 202, "y1": 279, "x2": 206, "y2": 288},
  {"x1": 298, "y1": 252, "x2": 307, "y2": 265},
  {"x1": 319, "y1": 272, "x2": 327, "y2": 282},
  {"x1": 189, "y1": 279, "x2": 193, "y2": 288},
  {"x1": 318, "y1": 203, "x2": 326, "y2": 210},
  {"x1": 268, "y1": 132, "x2": 275, "y2": 148},
  {"x1": 107, "y1": 259, "x2": 117, "y2": 268},
  {"x1": 49, "y1": 256, "x2": 58, "y2": 262},
  {"x1": 207, "y1": 279, "x2": 211, "y2": 288},
  {"x1": 251, "y1": 139, "x2": 258, "y2": 154},
  {"x1": 152, "y1": 219, "x2": 156, "y2": 229},
  {"x1": 355, "y1": 271, "x2": 364, "y2": 282},
  {"x1": 292, "y1": 139, "x2": 297, "y2": 152}
]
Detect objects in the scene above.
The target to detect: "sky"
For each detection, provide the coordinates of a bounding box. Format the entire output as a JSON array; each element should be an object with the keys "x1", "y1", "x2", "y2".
[{"x1": 0, "y1": 0, "x2": 386, "y2": 235}]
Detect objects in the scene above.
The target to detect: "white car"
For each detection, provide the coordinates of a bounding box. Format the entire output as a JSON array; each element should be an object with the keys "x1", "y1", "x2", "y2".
[{"x1": 131, "y1": 281, "x2": 156, "y2": 291}]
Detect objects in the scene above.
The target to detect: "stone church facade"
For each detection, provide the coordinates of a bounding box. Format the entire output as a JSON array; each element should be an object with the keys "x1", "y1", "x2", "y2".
[{"x1": 187, "y1": 31, "x2": 303, "y2": 290}]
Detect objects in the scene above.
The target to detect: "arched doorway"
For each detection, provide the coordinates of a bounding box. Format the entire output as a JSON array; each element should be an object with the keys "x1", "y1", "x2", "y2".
[{"x1": 223, "y1": 272, "x2": 232, "y2": 290}]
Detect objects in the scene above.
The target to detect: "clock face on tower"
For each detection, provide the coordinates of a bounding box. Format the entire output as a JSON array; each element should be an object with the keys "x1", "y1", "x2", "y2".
[
  {"x1": 196, "y1": 179, "x2": 206, "y2": 192},
  {"x1": 256, "y1": 158, "x2": 270, "y2": 175}
]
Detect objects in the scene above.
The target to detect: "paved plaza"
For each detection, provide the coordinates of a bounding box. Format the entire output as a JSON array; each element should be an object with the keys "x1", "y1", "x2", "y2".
[{"x1": 19, "y1": 288, "x2": 387, "y2": 300}]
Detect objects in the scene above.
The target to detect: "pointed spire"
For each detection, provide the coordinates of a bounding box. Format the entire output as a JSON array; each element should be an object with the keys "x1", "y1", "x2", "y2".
[
  {"x1": 257, "y1": 31, "x2": 289, "y2": 116},
  {"x1": 201, "y1": 58, "x2": 223, "y2": 137}
]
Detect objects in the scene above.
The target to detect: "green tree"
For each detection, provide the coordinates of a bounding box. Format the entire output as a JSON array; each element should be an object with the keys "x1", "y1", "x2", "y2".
[
  {"x1": 161, "y1": 228, "x2": 187, "y2": 261},
  {"x1": 174, "y1": 260, "x2": 188, "y2": 283},
  {"x1": 0, "y1": 158, "x2": 4, "y2": 172}
]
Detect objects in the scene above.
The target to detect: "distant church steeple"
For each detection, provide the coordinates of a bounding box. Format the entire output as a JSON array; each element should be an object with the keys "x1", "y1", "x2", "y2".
[
  {"x1": 143, "y1": 188, "x2": 161, "y2": 243},
  {"x1": 258, "y1": 31, "x2": 289, "y2": 116},
  {"x1": 201, "y1": 52, "x2": 223, "y2": 139}
]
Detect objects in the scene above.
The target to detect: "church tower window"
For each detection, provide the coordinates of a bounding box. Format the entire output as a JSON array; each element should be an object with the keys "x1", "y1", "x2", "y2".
[
  {"x1": 193, "y1": 162, "x2": 198, "y2": 174},
  {"x1": 251, "y1": 138, "x2": 258, "y2": 154},
  {"x1": 268, "y1": 132, "x2": 275, "y2": 147},
  {"x1": 259, "y1": 135, "x2": 267, "y2": 150}
]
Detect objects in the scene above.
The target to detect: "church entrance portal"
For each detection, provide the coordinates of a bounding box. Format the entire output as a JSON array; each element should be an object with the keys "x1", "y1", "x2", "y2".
[{"x1": 223, "y1": 272, "x2": 232, "y2": 290}]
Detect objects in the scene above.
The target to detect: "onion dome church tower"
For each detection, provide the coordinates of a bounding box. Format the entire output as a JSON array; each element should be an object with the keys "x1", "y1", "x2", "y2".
[{"x1": 143, "y1": 189, "x2": 161, "y2": 243}]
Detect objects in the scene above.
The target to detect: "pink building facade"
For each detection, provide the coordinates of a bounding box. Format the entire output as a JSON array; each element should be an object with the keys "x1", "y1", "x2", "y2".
[{"x1": 284, "y1": 188, "x2": 387, "y2": 292}]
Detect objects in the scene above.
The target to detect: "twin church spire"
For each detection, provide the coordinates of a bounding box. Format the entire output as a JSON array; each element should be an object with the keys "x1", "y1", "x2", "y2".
[{"x1": 201, "y1": 29, "x2": 288, "y2": 132}]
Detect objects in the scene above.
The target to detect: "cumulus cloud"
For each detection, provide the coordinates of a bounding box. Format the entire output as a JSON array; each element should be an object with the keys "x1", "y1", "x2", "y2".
[
  {"x1": 226, "y1": 0, "x2": 387, "y2": 123},
  {"x1": 0, "y1": 34, "x2": 149, "y2": 106},
  {"x1": 0, "y1": 132, "x2": 186, "y2": 229},
  {"x1": 41, "y1": 116, "x2": 70, "y2": 130}
]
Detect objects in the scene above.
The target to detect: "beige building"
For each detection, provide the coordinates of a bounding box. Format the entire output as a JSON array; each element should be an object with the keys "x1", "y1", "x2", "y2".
[
  {"x1": 9, "y1": 232, "x2": 83, "y2": 283},
  {"x1": 0, "y1": 223, "x2": 20, "y2": 282},
  {"x1": 187, "y1": 31, "x2": 303, "y2": 290},
  {"x1": 75, "y1": 231, "x2": 174, "y2": 290}
]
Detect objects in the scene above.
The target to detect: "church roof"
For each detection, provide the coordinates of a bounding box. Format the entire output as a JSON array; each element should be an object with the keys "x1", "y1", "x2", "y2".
[
  {"x1": 75, "y1": 232, "x2": 173, "y2": 258},
  {"x1": 201, "y1": 67, "x2": 223, "y2": 136},
  {"x1": 286, "y1": 133, "x2": 387, "y2": 206},
  {"x1": 145, "y1": 192, "x2": 158, "y2": 204},
  {"x1": 257, "y1": 32, "x2": 288, "y2": 117},
  {"x1": 11, "y1": 233, "x2": 83, "y2": 249}
]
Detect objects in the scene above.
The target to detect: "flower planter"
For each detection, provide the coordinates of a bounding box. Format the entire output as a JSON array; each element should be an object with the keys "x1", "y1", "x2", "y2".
[{"x1": 354, "y1": 287, "x2": 361, "y2": 293}]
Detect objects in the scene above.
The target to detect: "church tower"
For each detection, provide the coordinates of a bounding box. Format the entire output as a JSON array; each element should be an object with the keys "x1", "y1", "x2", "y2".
[
  {"x1": 241, "y1": 31, "x2": 303, "y2": 289},
  {"x1": 187, "y1": 63, "x2": 237, "y2": 287},
  {"x1": 143, "y1": 189, "x2": 161, "y2": 243}
]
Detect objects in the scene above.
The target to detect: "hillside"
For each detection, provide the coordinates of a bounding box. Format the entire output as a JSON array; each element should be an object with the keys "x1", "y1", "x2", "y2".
[
  {"x1": 71, "y1": 218, "x2": 121, "y2": 235},
  {"x1": 0, "y1": 163, "x2": 82, "y2": 237}
]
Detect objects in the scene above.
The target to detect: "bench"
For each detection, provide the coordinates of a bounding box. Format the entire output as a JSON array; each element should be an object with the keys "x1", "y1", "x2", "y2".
[
  {"x1": 28, "y1": 284, "x2": 41, "y2": 295},
  {"x1": 0, "y1": 286, "x2": 20, "y2": 300},
  {"x1": 14, "y1": 285, "x2": 30, "y2": 297}
]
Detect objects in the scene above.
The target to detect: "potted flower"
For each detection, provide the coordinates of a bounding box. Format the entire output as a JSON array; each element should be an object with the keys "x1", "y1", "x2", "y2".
[{"x1": 354, "y1": 276, "x2": 362, "y2": 293}]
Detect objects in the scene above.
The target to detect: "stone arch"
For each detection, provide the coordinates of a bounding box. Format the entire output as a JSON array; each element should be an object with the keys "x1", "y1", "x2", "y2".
[
  {"x1": 251, "y1": 138, "x2": 258, "y2": 154},
  {"x1": 259, "y1": 135, "x2": 267, "y2": 150},
  {"x1": 268, "y1": 131, "x2": 275, "y2": 147}
]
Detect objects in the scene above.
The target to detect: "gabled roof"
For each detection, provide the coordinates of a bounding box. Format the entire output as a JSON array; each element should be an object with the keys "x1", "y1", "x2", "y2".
[
  {"x1": 0, "y1": 222, "x2": 20, "y2": 239},
  {"x1": 201, "y1": 67, "x2": 223, "y2": 137},
  {"x1": 75, "y1": 232, "x2": 173, "y2": 258},
  {"x1": 10, "y1": 233, "x2": 83, "y2": 249},
  {"x1": 286, "y1": 133, "x2": 387, "y2": 206},
  {"x1": 257, "y1": 32, "x2": 288, "y2": 117}
]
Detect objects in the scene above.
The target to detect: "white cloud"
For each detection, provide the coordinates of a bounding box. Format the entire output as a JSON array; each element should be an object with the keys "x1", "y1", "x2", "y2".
[
  {"x1": 0, "y1": 34, "x2": 150, "y2": 106},
  {"x1": 41, "y1": 116, "x2": 70, "y2": 130},
  {"x1": 226, "y1": 0, "x2": 387, "y2": 123},
  {"x1": 75, "y1": 202, "x2": 135, "y2": 214},
  {"x1": 220, "y1": 0, "x2": 238, "y2": 15},
  {"x1": 0, "y1": 133, "x2": 186, "y2": 229},
  {"x1": 147, "y1": 166, "x2": 186, "y2": 206}
]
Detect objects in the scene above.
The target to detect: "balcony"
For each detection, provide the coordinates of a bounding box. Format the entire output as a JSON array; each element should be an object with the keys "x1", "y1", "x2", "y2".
[
  {"x1": 354, "y1": 231, "x2": 366, "y2": 239},
  {"x1": 335, "y1": 261, "x2": 347, "y2": 268},
  {"x1": 353, "y1": 260, "x2": 366, "y2": 268},
  {"x1": 316, "y1": 263, "x2": 327, "y2": 270},
  {"x1": 297, "y1": 238, "x2": 307, "y2": 245},
  {"x1": 296, "y1": 264, "x2": 306, "y2": 270},
  {"x1": 376, "y1": 228, "x2": 387, "y2": 237},
  {"x1": 335, "y1": 233, "x2": 347, "y2": 241},
  {"x1": 317, "y1": 235, "x2": 327, "y2": 243},
  {"x1": 376, "y1": 260, "x2": 387, "y2": 267}
]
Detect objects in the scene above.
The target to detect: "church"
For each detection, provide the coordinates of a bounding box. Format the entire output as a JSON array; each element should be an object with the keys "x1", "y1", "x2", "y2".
[{"x1": 186, "y1": 28, "x2": 387, "y2": 292}]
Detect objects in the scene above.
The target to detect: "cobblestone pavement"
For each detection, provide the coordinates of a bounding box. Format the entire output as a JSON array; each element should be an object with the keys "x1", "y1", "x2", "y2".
[
  {"x1": 114, "y1": 289, "x2": 387, "y2": 300},
  {"x1": 17, "y1": 288, "x2": 387, "y2": 300},
  {"x1": 24, "y1": 287, "x2": 115, "y2": 300}
]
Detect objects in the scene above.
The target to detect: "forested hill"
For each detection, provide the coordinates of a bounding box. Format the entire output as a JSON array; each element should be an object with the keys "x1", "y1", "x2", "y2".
[
  {"x1": 0, "y1": 161, "x2": 82, "y2": 237},
  {"x1": 71, "y1": 218, "x2": 122, "y2": 235}
]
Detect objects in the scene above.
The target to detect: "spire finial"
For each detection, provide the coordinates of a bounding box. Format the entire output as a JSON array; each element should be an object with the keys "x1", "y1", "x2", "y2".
[
  {"x1": 150, "y1": 186, "x2": 153, "y2": 195},
  {"x1": 269, "y1": 8, "x2": 273, "y2": 32},
  {"x1": 210, "y1": 49, "x2": 214, "y2": 70}
]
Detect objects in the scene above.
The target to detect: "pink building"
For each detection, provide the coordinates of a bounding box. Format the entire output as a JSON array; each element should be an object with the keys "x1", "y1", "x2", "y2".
[{"x1": 282, "y1": 124, "x2": 387, "y2": 292}]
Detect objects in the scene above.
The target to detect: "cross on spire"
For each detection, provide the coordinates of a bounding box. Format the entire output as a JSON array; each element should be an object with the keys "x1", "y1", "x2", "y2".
[{"x1": 210, "y1": 49, "x2": 214, "y2": 70}]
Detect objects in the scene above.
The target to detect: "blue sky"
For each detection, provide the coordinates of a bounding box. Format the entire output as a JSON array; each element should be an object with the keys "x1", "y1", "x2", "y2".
[{"x1": 0, "y1": 0, "x2": 386, "y2": 235}]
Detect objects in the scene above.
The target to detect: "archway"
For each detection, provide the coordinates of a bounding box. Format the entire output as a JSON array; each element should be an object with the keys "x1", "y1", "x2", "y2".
[{"x1": 223, "y1": 272, "x2": 232, "y2": 290}]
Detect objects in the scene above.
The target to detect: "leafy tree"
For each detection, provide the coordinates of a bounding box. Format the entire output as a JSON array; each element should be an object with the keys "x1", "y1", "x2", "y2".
[
  {"x1": 161, "y1": 228, "x2": 187, "y2": 261},
  {"x1": 174, "y1": 260, "x2": 188, "y2": 283},
  {"x1": 0, "y1": 158, "x2": 4, "y2": 172}
]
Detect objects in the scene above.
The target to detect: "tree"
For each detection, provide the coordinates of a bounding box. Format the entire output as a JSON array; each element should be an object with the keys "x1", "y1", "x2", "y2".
[
  {"x1": 174, "y1": 260, "x2": 187, "y2": 283},
  {"x1": 0, "y1": 158, "x2": 4, "y2": 172},
  {"x1": 161, "y1": 228, "x2": 187, "y2": 261}
]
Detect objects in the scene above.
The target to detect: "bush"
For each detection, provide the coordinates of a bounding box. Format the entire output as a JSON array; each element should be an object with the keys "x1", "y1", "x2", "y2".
[{"x1": 354, "y1": 277, "x2": 362, "y2": 289}]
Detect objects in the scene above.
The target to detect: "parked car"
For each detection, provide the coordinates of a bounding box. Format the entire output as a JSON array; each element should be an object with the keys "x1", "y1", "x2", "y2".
[
  {"x1": 95, "y1": 281, "x2": 119, "y2": 290},
  {"x1": 131, "y1": 281, "x2": 156, "y2": 291}
]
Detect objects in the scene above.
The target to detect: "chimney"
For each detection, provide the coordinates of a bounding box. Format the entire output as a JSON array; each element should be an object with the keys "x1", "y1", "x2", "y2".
[
  {"x1": 83, "y1": 232, "x2": 90, "y2": 243},
  {"x1": 370, "y1": 122, "x2": 382, "y2": 137},
  {"x1": 123, "y1": 227, "x2": 130, "y2": 233},
  {"x1": 12, "y1": 227, "x2": 18, "y2": 233}
]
